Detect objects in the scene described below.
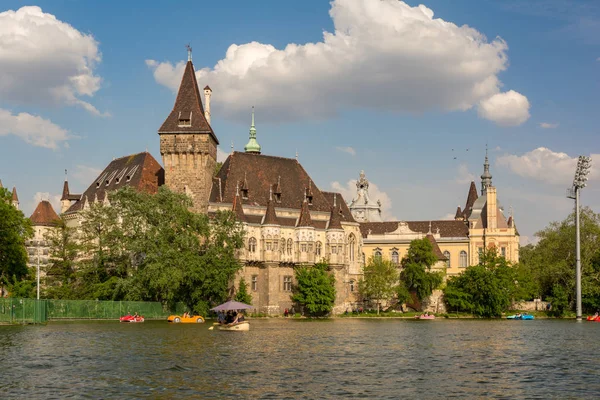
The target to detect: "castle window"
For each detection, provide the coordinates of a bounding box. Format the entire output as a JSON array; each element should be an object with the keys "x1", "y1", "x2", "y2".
[
  {"x1": 283, "y1": 276, "x2": 292, "y2": 291},
  {"x1": 287, "y1": 238, "x2": 293, "y2": 255},
  {"x1": 248, "y1": 237, "x2": 257, "y2": 253},
  {"x1": 252, "y1": 275, "x2": 258, "y2": 291},
  {"x1": 266, "y1": 241, "x2": 272, "y2": 251},
  {"x1": 308, "y1": 243, "x2": 313, "y2": 253},
  {"x1": 275, "y1": 192, "x2": 281, "y2": 203},
  {"x1": 273, "y1": 240, "x2": 278, "y2": 252},
  {"x1": 349, "y1": 234, "x2": 356, "y2": 262},
  {"x1": 459, "y1": 251, "x2": 468, "y2": 268},
  {"x1": 392, "y1": 251, "x2": 399, "y2": 265},
  {"x1": 301, "y1": 243, "x2": 307, "y2": 253},
  {"x1": 241, "y1": 188, "x2": 249, "y2": 200},
  {"x1": 443, "y1": 251, "x2": 451, "y2": 268},
  {"x1": 501, "y1": 247, "x2": 506, "y2": 258},
  {"x1": 374, "y1": 250, "x2": 382, "y2": 260},
  {"x1": 178, "y1": 119, "x2": 191, "y2": 127},
  {"x1": 178, "y1": 111, "x2": 192, "y2": 127},
  {"x1": 331, "y1": 246, "x2": 338, "y2": 254},
  {"x1": 350, "y1": 280, "x2": 355, "y2": 292},
  {"x1": 280, "y1": 238, "x2": 286, "y2": 254},
  {"x1": 315, "y1": 241, "x2": 322, "y2": 256}
]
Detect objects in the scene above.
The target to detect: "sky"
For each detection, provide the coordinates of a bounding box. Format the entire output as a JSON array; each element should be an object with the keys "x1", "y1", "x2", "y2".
[{"x1": 0, "y1": 0, "x2": 599, "y2": 245}]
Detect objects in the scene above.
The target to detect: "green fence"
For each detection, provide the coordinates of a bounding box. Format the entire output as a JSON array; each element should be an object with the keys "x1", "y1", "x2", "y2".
[
  {"x1": 0, "y1": 298, "x2": 47, "y2": 324},
  {"x1": 0, "y1": 299, "x2": 185, "y2": 324}
]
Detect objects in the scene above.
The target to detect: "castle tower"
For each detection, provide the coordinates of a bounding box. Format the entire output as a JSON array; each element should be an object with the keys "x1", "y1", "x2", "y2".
[
  {"x1": 61, "y1": 178, "x2": 71, "y2": 213},
  {"x1": 11, "y1": 186, "x2": 19, "y2": 210},
  {"x1": 158, "y1": 48, "x2": 218, "y2": 213},
  {"x1": 203, "y1": 85, "x2": 212, "y2": 125}
]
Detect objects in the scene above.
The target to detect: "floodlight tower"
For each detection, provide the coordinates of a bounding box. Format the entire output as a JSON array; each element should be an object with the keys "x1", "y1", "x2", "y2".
[{"x1": 567, "y1": 155, "x2": 592, "y2": 321}]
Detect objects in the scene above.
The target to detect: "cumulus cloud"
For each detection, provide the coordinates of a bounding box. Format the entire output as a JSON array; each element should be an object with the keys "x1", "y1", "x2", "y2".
[
  {"x1": 71, "y1": 165, "x2": 102, "y2": 186},
  {"x1": 539, "y1": 122, "x2": 559, "y2": 129},
  {"x1": 331, "y1": 178, "x2": 395, "y2": 220},
  {"x1": 478, "y1": 90, "x2": 530, "y2": 126},
  {"x1": 0, "y1": 6, "x2": 106, "y2": 115},
  {"x1": 147, "y1": 0, "x2": 528, "y2": 125},
  {"x1": 0, "y1": 108, "x2": 71, "y2": 149},
  {"x1": 31, "y1": 192, "x2": 61, "y2": 216},
  {"x1": 455, "y1": 163, "x2": 475, "y2": 184},
  {"x1": 335, "y1": 146, "x2": 356, "y2": 156},
  {"x1": 497, "y1": 147, "x2": 600, "y2": 185}
]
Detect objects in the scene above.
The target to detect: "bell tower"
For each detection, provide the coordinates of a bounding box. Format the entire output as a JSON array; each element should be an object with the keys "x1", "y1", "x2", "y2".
[{"x1": 158, "y1": 46, "x2": 219, "y2": 213}]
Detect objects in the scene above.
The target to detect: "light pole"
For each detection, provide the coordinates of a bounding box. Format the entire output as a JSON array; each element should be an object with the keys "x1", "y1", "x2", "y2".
[
  {"x1": 36, "y1": 246, "x2": 40, "y2": 300},
  {"x1": 567, "y1": 155, "x2": 592, "y2": 321}
]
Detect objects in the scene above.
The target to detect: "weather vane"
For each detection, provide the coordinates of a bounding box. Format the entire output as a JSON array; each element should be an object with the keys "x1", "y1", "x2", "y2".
[{"x1": 186, "y1": 44, "x2": 192, "y2": 61}]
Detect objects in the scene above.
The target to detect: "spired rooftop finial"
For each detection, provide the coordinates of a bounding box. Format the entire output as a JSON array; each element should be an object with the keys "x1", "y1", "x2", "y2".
[
  {"x1": 186, "y1": 44, "x2": 192, "y2": 62},
  {"x1": 481, "y1": 144, "x2": 493, "y2": 195},
  {"x1": 244, "y1": 106, "x2": 261, "y2": 154}
]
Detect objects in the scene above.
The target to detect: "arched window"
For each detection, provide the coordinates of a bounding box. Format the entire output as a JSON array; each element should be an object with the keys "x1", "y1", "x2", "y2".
[
  {"x1": 315, "y1": 241, "x2": 322, "y2": 256},
  {"x1": 248, "y1": 237, "x2": 257, "y2": 253},
  {"x1": 459, "y1": 250, "x2": 467, "y2": 267},
  {"x1": 443, "y1": 251, "x2": 451, "y2": 268},
  {"x1": 287, "y1": 238, "x2": 293, "y2": 255},
  {"x1": 280, "y1": 238, "x2": 286, "y2": 254},
  {"x1": 374, "y1": 250, "x2": 382, "y2": 260},
  {"x1": 350, "y1": 280, "x2": 355, "y2": 292},
  {"x1": 348, "y1": 234, "x2": 356, "y2": 261},
  {"x1": 391, "y1": 251, "x2": 399, "y2": 265}
]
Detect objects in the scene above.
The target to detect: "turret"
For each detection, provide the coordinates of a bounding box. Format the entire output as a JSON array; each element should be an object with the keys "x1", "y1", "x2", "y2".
[
  {"x1": 11, "y1": 186, "x2": 19, "y2": 210},
  {"x1": 204, "y1": 85, "x2": 212, "y2": 125},
  {"x1": 481, "y1": 147, "x2": 492, "y2": 195}
]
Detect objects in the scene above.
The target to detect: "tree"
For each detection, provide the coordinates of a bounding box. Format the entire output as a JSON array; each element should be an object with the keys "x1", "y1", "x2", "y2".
[
  {"x1": 358, "y1": 257, "x2": 398, "y2": 314},
  {"x1": 0, "y1": 188, "x2": 33, "y2": 294},
  {"x1": 44, "y1": 219, "x2": 80, "y2": 299},
  {"x1": 399, "y1": 238, "x2": 444, "y2": 303},
  {"x1": 519, "y1": 207, "x2": 600, "y2": 313},
  {"x1": 234, "y1": 277, "x2": 252, "y2": 305},
  {"x1": 444, "y1": 249, "x2": 520, "y2": 317},
  {"x1": 292, "y1": 261, "x2": 336, "y2": 316},
  {"x1": 214, "y1": 161, "x2": 223, "y2": 176}
]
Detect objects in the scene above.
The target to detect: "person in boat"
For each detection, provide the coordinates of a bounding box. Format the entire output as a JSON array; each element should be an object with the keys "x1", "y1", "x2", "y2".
[
  {"x1": 594, "y1": 312, "x2": 599, "y2": 318},
  {"x1": 284, "y1": 308, "x2": 289, "y2": 317},
  {"x1": 133, "y1": 312, "x2": 139, "y2": 318},
  {"x1": 217, "y1": 311, "x2": 226, "y2": 324},
  {"x1": 230, "y1": 311, "x2": 245, "y2": 325},
  {"x1": 183, "y1": 311, "x2": 189, "y2": 318},
  {"x1": 225, "y1": 311, "x2": 234, "y2": 324}
]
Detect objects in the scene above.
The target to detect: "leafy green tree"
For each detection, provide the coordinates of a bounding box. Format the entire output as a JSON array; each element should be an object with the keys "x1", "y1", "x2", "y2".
[
  {"x1": 358, "y1": 257, "x2": 398, "y2": 314},
  {"x1": 43, "y1": 219, "x2": 80, "y2": 299},
  {"x1": 399, "y1": 238, "x2": 444, "y2": 303},
  {"x1": 214, "y1": 161, "x2": 223, "y2": 176},
  {"x1": 0, "y1": 188, "x2": 33, "y2": 294},
  {"x1": 444, "y1": 249, "x2": 520, "y2": 317},
  {"x1": 547, "y1": 284, "x2": 569, "y2": 317},
  {"x1": 234, "y1": 277, "x2": 253, "y2": 305},
  {"x1": 292, "y1": 261, "x2": 336, "y2": 316}
]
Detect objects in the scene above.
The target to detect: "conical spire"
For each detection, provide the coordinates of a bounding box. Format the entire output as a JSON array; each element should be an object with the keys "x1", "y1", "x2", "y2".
[
  {"x1": 158, "y1": 56, "x2": 217, "y2": 143},
  {"x1": 0, "y1": 179, "x2": 3, "y2": 189},
  {"x1": 244, "y1": 106, "x2": 261, "y2": 154},
  {"x1": 232, "y1": 185, "x2": 246, "y2": 222},
  {"x1": 481, "y1": 146, "x2": 492, "y2": 195},
  {"x1": 11, "y1": 186, "x2": 18, "y2": 202},
  {"x1": 30, "y1": 200, "x2": 60, "y2": 226},
  {"x1": 454, "y1": 205, "x2": 463, "y2": 220},
  {"x1": 297, "y1": 198, "x2": 313, "y2": 227},
  {"x1": 328, "y1": 194, "x2": 343, "y2": 230},
  {"x1": 61, "y1": 180, "x2": 70, "y2": 201},
  {"x1": 463, "y1": 181, "x2": 478, "y2": 219},
  {"x1": 263, "y1": 188, "x2": 280, "y2": 225}
]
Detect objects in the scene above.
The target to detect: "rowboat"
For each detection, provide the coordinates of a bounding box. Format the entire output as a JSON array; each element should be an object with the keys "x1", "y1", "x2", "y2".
[
  {"x1": 507, "y1": 314, "x2": 534, "y2": 320},
  {"x1": 218, "y1": 321, "x2": 250, "y2": 331}
]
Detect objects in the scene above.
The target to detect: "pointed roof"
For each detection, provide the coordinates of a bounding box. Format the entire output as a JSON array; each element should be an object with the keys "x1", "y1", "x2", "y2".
[
  {"x1": 481, "y1": 148, "x2": 492, "y2": 195},
  {"x1": 426, "y1": 234, "x2": 447, "y2": 261},
  {"x1": 232, "y1": 187, "x2": 246, "y2": 222},
  {"x1": 463, "y1": 181, "x2": 478, "y2": 219},
  {"x1": 11, "y1": 186, "x2": 18, "y2": 202},
  {"x1": 61, "y1": 180, "x2": 70, "y2": 200},
  {"x1": 29, "y1": 200, "x2": 60, "y2": 226},
  {"x1": 296, "y1": 199, "x2": 314, "y2": 228},
  {"x1": 328, "y1": 194, "x2": 343, "y2": 230},
  {"x1": 263, "y1": 198, "x2": 279, "y2": 225},
  {"x1": 158, "y1": 61, "x2": 218, "y2": 144},
  {"x1": 244, "y1": 107, "x2": 261, "y2": 154},
  {"x1": 454, "y1": 206, "x2": 462, "y2": 220}
]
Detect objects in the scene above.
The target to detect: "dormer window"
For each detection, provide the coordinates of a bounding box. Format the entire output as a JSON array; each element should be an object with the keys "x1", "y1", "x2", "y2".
[
  {"x1": 275, "y1": 192, "x2": 281, "y2": 203},
  {"x1": 305, "y1": 188, "x2": 313, "y2": 205},
  {"x1": 178, "y1": 111, "x2": 192, "y2": 127},
  {"x1": 241, "y1": 188, "x2": 249, "y2": 200}
]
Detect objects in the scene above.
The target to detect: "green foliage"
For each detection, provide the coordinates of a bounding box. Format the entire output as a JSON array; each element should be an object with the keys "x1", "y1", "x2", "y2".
[
  {"x1": 443, "y1": 249, "x2": 520, "y2": 317},
  {"x1": 6, "y1": 274, "x2": 36, "y2": 298},
  {"x1": 214, "y1": 161, "x2": 223, "y2": 176},
  {"x1": 234, "y1": 277, "x2": 253, "y2": 305},
  {"x1": 0, "y1": 188, "x2": 33, "y2": 288},
  {"x1": 519, "y1": 207, "x2": 600, "y2": 313},
  {"x1": 358, "y1": 257, "x2": 398, "y2": 314},
  {"x1": 547, "y1": 284, "x2": 569, "y2": 317},
  {"x1": 44, "y1": 219, "x2": 80, "y2": 299},
  {"x1": 292, "y1": 262, "x2": 336, "y2": 316},
  {"x1": 399, "y1": 238, "x2": 444, "y2": 302}
]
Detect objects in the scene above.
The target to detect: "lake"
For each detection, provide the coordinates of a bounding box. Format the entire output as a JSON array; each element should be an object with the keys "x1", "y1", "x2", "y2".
[{"x1": 1, "y1": 318, "x2": 599, "y2": 399}]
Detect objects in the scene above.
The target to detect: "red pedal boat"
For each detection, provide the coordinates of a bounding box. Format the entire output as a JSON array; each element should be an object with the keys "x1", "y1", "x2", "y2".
[
  {"x1": 587, "y1": 315, "x2": 600, "y2": 321},
  {"x1": 120, "y1": 315, "x2": 145, "y2": 323}
]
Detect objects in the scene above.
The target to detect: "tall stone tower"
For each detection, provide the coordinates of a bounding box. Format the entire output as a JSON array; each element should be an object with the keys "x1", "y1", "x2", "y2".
[{"x1": 158, "y1": 49, "x2": 218, "y2": 213}]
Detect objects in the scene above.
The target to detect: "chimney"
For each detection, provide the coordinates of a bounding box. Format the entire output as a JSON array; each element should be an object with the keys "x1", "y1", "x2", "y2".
[{"x1": 203, "y1": 85, "x2": 212, "y2": 125}]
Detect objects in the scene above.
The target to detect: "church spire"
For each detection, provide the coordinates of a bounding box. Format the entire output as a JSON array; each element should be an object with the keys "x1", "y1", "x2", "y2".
[
  {"x1": 481, "y1": 146, "x2": 492, "y2": 195},
  {"x1": 244, "y1": 106, "x2": 261, "y2": 154}
]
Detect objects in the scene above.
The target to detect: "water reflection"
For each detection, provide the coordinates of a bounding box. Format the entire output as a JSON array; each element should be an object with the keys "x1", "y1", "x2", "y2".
[{"x1": 0, "y1": 319, "x2": 599, "y2": 398}]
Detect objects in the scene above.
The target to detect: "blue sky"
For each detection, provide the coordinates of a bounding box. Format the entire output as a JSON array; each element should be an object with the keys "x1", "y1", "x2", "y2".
[{"x1": 0, "y1": 0, "x2": 598, "y2": 244}]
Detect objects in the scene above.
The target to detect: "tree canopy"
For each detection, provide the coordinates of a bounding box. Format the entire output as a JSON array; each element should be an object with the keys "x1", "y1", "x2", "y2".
[
  {"x1": 0, "y1": 188, "x2": 33, "y2": 293},
  {"x1": 399, "y1": 238, "x2": 444, "y2": 302},
  {"x1": 358, "y1": 256, "x2": 398, "y2": 314},
  {"x1": 292, "y1": 261, "x2": 336, "y2": 316}
]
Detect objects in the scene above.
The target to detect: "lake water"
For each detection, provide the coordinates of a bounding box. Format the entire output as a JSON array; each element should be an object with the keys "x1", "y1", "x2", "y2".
[{"x1": 1, "y1": 318, "x2": 599, "y2": 399}]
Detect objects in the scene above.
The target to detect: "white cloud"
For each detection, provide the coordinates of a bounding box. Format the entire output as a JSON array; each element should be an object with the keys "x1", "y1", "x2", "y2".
[
  {"x1": 0, "y1": 108, "x2": 71, "y2": 149},
  {"x1": 31, "y1": 192, "x2": 61, "y2": 216},
  {"x1": 0, "y1": 6, "x2": 105, "y2": 115},
  {"x1": 455, "y1": 163, "x2": 475, "y2": 184},
  {"x1": 439, "y1": 213, "x2": 456, "y2": 220},
  {"x1": 71, "y1": 165, "x2": 102, "y2": 186},
  {"x1": 217, "y1": 146, "x2": 229, "y2": 163},
  {"x1": 539, "y1": 122, "x2": 559, "y2": 129},
  {"x1": 147, "y1": 0, "x2": 527, "y2": 126},
  {"x1": 331, "y1": 178, "x2": 395, "y2": 220},
  {"x1": 496, "y1": 147, "x2": 600, "y2": 185},
  {"x1": 335, "y1": 146, "x2": 356, "y2": 156},
  {"x1": 478, "y1": 90, "x2": 530, "y2": 126}
]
